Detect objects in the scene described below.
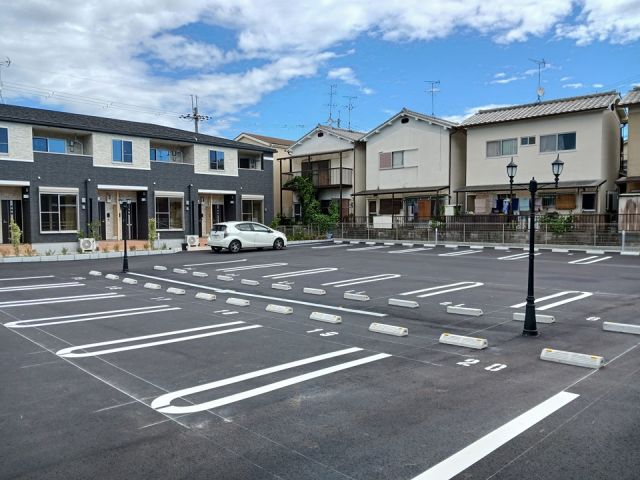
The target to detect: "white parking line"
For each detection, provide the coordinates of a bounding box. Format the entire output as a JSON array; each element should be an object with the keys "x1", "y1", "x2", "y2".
[
  {"x1": 311, "y1": 244, "x2": 349, "y2": 249},
  {"x1": 5, "y1": 305, "x2": 181, "y2": 328},
  {"x1": 0, "y1": 292, "x2": 123, "y2": 309},
  {"x1": 56, "y1": 322, "x2": 261, "y2": 357},
  {"x1": 346, "y1": 245, "x2": 390, "y2": 252},
  {"x1": 263, "y1": 267, "x2": 338, "y2": 279},
  {"x1": 0, "y1": 275, "x2": 55, "y2": 282},
  {"x1": 569, "y1": 256, "x2": 611, "y2": 265},
  {"x1": 400, "y1": 282, "x2": 484, "y2": 298},
  {"x1": 129, "y1": 273, "x2": 387, "y2": 317},
  {"x1": 216, "y1": 262, "x2": 288, "y2": 272},
  {"x1": 152, "y1": 348, "x2": 390, "y2": 414},
  {"x1": 438, "y1": 250, "x2": 481, "y2": 257},
  {"x1": 321, "y1": 274, "x2": 401, "y2": 288},
  {"x1": 498, "y1": 252, "x2": 540, "y2": 260},
  {"x1": 0, "y1": 282, "x2": 84, "y2": 293},
  {"x1": 510, "y1": 290, "x2": 593, "y2": 311},
  {"x1": 183, "y1": 259, "x2": 248, "y2": 267},
  {"x1": 389, "y1": 248, "x2": 433, "y2": 254},
  {"x1": 412, "y1": 391, "x2": 579, "y2": 480}
]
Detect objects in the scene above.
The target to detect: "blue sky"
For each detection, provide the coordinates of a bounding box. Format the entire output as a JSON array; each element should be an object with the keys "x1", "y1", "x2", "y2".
[{"x1": 1, "y1": 1, "x2": 639, "y2": 142}]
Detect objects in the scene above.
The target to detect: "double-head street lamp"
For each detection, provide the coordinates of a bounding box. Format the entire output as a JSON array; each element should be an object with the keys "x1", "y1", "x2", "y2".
[
  {"x1": 506, "y1": 154, "x2": 564, "y2": 336},
  {"x1": 120, "y1": 200, "x2": 131, "y2": 273}
]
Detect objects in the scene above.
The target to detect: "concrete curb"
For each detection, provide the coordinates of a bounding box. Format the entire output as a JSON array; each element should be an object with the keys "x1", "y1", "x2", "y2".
[{"x1": 0, "y1": 248, "x2": 181, "y2": 263}]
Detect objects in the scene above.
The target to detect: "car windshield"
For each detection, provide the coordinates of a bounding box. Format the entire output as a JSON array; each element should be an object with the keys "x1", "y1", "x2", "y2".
[{"x1": 211, "y1": 225, "x2": 226, "y2": 232}]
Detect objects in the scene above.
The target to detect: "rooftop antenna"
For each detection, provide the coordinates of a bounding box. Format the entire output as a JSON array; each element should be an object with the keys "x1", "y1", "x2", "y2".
[
  {"x1": 343, "y1": 95, "x2": 357, "y2": 131},
  {"x1": 179, "y1": 95, "x2": 212, "y2": 133},
  {"x1": 0, "y1": 57, "x2": 11, "y2": 104},
  {"x1": 325, "y1": 84, "x2": 337, "y2": 127},
  {"x1": 529, "y1": 58, "x2": 546, "y2": 102},
  {"x1": 425, "y1": 80, "x2": 440, "y2": 116}
]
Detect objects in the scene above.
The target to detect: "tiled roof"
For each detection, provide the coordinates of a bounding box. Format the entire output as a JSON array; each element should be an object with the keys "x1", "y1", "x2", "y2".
[
  {"x1": 621, "y1": 87, "x2": 640, "y2": 106},
  {"x1": 462, "y1": 92, "x2": 619, "y2": 127},
  {"x1": 237, "y1": 132, "x2": 295, "y2": 146},
  {"x1": 322, "y1": 125, "x2": 365, "y2": 141},
  {"x1": 0, "y1": 104, "x2": 274, "y2": 153}
]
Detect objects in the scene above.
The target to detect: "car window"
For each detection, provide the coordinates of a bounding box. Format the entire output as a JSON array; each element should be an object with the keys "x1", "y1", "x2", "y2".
[
  {"x1": 236, "y1": 223, "x2": 254, "y2": 232},
  {"x1": 211, "y1": 224, "x2": 226, "y2": 232},
  {"x1": 251, "y1": 223, "x2": 270, "y2": 232}
]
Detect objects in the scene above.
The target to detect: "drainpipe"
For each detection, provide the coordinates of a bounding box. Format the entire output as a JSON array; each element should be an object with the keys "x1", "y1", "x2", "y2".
[{"x1": 85, "y1": 178, "x2": 91, "y2": 236}]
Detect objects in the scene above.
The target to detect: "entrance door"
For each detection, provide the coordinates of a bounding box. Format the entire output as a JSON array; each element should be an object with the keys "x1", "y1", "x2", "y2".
[
  {"x1": 198, "y1": 203, "x2": 203, "y2": 237},
  {"x1": 212, "y1": 204, "x2": 224, "y2": 225},
  {"x1": 316, "y1": 160, "x2": 330, "y2": 186},
  {"x1": 418, "y1": 199, "x2": 431, "y2": 221},
  {"x1": 1, "y1": 200, "x2": 23, "y2": 244},
  {"x1": 98, "y1": 202, "x2": 107, "y2": 240},
  {"x1": 127, "y1": 202, "x2": 138, "y2": 239}
]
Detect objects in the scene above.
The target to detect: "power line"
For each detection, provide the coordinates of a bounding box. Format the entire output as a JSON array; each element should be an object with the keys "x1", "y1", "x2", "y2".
[
  {"x1": 425, "y1": 80, "x2": 440, "y2": 116},
  {"x1": 179, "y1": 95, "x2": 212, "y2": 133}
]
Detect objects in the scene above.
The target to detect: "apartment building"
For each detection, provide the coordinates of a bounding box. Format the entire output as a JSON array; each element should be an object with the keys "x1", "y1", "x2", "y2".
[{"x1": 0, "y1": 104, "x2": 275, "y2": 248}]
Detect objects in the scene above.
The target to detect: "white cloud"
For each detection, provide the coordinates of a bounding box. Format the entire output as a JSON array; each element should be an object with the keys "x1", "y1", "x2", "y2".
[
  {"x1": 443, "y1": 103, "x2": 512, "y2": 124},
  {"x1": 494, "y1": 72, "x2": 507, "y2": 78},
  {"x1": 327, "y1": 67, "x2": 373, "y2": 94},
  {"x1": 491, "y1": 76, "x2": 521, "y2": 84},
  {"x1": 563, "y1": 82, "x2": 585, "y2": 88},
  {"x1": 592, "y1": 83, "x2": 604, "y2": 88},
  {"x1": 560, "y1": 76, "x2": 572, "y2": 81}
]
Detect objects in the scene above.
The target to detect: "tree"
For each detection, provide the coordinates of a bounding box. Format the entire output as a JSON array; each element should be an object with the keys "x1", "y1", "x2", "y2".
[{"x1": 283, "y1": 175, "x2": 339, "y2": 232}]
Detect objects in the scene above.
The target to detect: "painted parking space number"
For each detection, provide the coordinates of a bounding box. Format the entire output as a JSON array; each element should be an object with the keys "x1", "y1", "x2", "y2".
[{"x1": 456, "y1": 358, "x2": 507, "y2": 372}]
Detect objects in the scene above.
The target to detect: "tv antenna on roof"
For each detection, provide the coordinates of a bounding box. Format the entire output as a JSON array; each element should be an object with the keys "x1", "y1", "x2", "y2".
[
  {"x1": 343, "y1": 95, "x2": 357, "y2": 131},
  {"x1": 325, "y1": 84, "x2": 338, "y2": 127},
  {"x1": 425, "y1": 80, "x2": 440, "y2": 116},
  {"x1": 179, "y1": 95, "x2": 212, "y2": 133},
  {"x1": 529, "y1": 58, "x2": 546, "y2": 102},
  {"x1": 0, "y1": 57, "x2": 11, "y2": 104}
]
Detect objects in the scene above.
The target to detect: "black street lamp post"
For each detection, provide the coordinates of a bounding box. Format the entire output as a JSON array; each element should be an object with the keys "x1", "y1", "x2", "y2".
[
  {"x1": 508, "y1": 154, "x2": 564, "y2": 337},
  {"x1": 506, "y1": 157, "x2": 517, "y2": 216},
  {"x1": 121, "y1": 200, "x2": 131, "y2": 273}
]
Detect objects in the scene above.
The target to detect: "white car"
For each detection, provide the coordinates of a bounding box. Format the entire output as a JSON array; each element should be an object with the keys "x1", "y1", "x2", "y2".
[{"x1": 207, "y1": 221, "x2": 287, "y2": 253}]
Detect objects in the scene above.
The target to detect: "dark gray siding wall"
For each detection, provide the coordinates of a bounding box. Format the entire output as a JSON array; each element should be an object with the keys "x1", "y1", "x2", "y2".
[{"x1": 1, "y1": 154, "x2": 274, "y2": 243}]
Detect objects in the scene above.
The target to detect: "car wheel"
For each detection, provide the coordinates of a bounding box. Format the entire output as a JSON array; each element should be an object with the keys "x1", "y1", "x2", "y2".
[
  {"x1": 228, "y1": 240, "x2": 242, "y2": 253},
  {"x1": 211, "y1": 247, "x2": 222, "y2": 253},
  {"x1": 273, "y1": 238, "x2": 284, "y2": 250}
]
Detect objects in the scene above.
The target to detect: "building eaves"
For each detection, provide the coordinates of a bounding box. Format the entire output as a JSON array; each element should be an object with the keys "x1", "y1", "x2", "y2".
[
  {"x1": 235, "y1": 132, "x2": 295, "y2": 147},
  {"x1": 0, "y1": 104, "x2": 274, "y2": 153},
  {"x1": 288, "y1": 124, "x2": 365, "y2": 152},
  {"x1": 361, "y1": 107, "x2": 458, "y2": 141},
  {"x1": 620, "y1": 87, "x2": 640, "y2": 107},
  {"x1": 461, "y1": 92, "x2": 619, "y2": 127}
]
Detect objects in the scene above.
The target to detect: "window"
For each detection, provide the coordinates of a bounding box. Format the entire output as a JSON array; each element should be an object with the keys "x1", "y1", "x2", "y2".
[
  {"x1": 252, "y1": 223, "x2": 270, "y2": 232},
  {"x1": 521, "y1": 136, "x2": 536, "y2": 146},
  {"x1": 0, "y1": 127, "x2": 8, "y2": 153},
  {"x1": 242, "y1": 199, "x2": 263, "y2": 222},
  {"x1": 155, "y1": 196, "x2": 183, "y2": 230},
  {"x1": 486, "y1": 138, "x2": 517, "y2": 157},
  {"x1": 379, "y1": 151, "x2": 404, "y2": 169},
  {"x1": 239, "y1": 157, "x2": 262, "y2": 169},
  {"x1": 582, "y1": 192, "x2": 596, "y2": 211},
  {"x1": 379, "y1": 152, "x2": 392, "y2": 169},
  {"x1": 541, "y1": 194, "x2": 556, "y2": 209},
  {"x1": 150, "y1": 148, "x2": 171, "y2": 162},
  {"x1": 392, "y1": 151, "x2": 404, "y2": 168},
  {"x1": 112, "y1": 140, "x2": 133, "y2": 163},
  {"x1": 540, "y1": 132, "x2": 576, "y2": 152},
  {"x1": 33, "y1": 137, "x2": 67, "y2": 153},
  {"x1": 379, "y1": 198, "x2": 402, "y2": 214},
  {"x1": 209, "y1": 150, "x2": 225, "y2": 170},
  {"x1": 236, "y1": 223, "x2": 254, "y2": 232},
  {"x1": 40, "y1": 193, "x2": 78, "y2": 232}
]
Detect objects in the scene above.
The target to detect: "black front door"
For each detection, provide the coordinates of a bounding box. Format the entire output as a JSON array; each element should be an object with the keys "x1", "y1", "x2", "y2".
[
  {"x1": 198, "y1": 203, "x2": 203, "y2": 237},
  {"x1": 212, "y1": 204, "x2": 224, "y2": 225},
  {"x1": 128, "y1": 202, "x2": 138, "y2": 239},
  {"x1": 98, "y1": 201, "x2": 107, "y2": 240},
  {"x1": 1, "y1": 200, "x2": 23, "y2": 244}
]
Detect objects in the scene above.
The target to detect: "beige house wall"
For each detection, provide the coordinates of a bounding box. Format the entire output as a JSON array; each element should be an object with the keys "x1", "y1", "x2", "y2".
[
  {"x1": 0, "y1": 121, "x2": 34, "y2": 162},
  {"x1": 193, "y1": 144, "x2": 238, "y2": 177},
  {"x1": 92, "y1": 132, "x2": 150, "y2": 170},
  {"x1": 627, "y1": 108, "x2": 640, "y2": 177}
]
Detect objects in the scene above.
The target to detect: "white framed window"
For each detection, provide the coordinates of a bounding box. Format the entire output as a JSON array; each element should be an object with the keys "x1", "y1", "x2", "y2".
[
  {"x1": 0, "y1": 127, "x2": 9, "y2": 154},
  {"x1": 155, "y1": 195, "x2": 184, "y2": 230},
  {"x1": 379, "y1": 151, "x2": 404, "y2": 169},
  {"x1": 33, "y1": 137, "x2": 69, "y2": 154},
  {"x1": 486, "y1": 138, "x2": 517, "y2": 157},
  {"x1": 541, "y1": 193, "x2": 556, "y2": 209},
  {"x1": 112, "y1": 139, "x2": 133, "y2": 163},
  {"x1": 582, "y1": 192, "x2": 596, "y2": 211},
  {"x1": 520, "y1": 136, "x2": 536, "y2": 146},
  {"x1": 392, "y1": 151, "x2": 404, "y2": 168},
  {"x1": 151, "y1": 148, "x2": 184, "y2": 163},
  {"x1": 239, "y1": 157, "x2": 262, "y2": 170},
  {"x1": 242, "y1": 198, "x2": 263, "y2": 222},
  {"x1": 39, "y1": 190, "x2": 79, "y2": 233},
  {"x1": 209, "y1": 150, "x2": 225, "y2": 170},
  {"x1": 540, "y1": 132, "x2": 576, "y2": 153}
]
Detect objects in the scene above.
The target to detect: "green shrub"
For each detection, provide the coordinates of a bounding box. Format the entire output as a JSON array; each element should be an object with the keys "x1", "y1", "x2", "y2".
[
  {"x1": 61, "y1": 247, "x2": 69, "y2": 255},
  {"x1": 148, "y1": 218, "x2": 157, "y2": 250},
  {"x1": 9, "y1": 220, "x2": 21, "y2": 256}
]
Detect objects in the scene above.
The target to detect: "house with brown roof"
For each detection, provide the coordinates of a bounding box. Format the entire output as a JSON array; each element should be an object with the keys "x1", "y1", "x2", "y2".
[
  {"x1": 234, "y1": 132, "x2": 294, "y2": 220},
  {"x1": 458, "y1": 92, "x2": 622, "y2": 215}
]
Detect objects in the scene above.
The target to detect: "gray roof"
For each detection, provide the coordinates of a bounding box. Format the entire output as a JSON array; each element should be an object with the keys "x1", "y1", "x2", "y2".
[
  {"x1": 621, "y1": 87, "x2": 640, "y2": 107},
  {"x1": 462, "y1": 92, "x2": 619, "y2": 127},
  {"x1": 321, "y1": 125, "x2": 365, "y2": 141},
  {"x1": 353, "y1": 185, "x2": 449, "y2": 196},
  {"x1": 456, "y1": 180, "x2": 606, "y2": 192},
  {"x1": 0, "y1": 104, "x2": 274, "y2": 153},
  {"x1": 235, "y1": 132, "x2": 294, "y2": 146}
]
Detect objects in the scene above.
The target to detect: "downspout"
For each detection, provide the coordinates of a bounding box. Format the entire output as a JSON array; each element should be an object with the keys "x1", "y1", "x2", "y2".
[{"x1": 85, "y1": 178, "x2": 91, "y2": 236}]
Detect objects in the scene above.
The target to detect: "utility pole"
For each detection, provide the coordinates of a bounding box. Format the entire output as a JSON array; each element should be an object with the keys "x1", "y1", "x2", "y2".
[
  {"x1": 325, "y1": 84, "x2": 337, "y2": 127},
  {"x1": 529, "y1": 58, "x2": 546, "y2": 102},
  {"x1": 0, "y1": 57, "x2": 11, "y2": 104},
  {"x1": 180, "y1": 95, "x2": 212, "y2": 133},
  {"x1": 425, "y1": 80, "x2": 440, "y2": 116},
  {"x1": 343, "y1": 95, "x2": 357, "y2": 131}
]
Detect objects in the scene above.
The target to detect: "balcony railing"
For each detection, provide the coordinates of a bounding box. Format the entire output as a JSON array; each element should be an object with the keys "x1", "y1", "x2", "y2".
[{"x1": 281, "y1": 168, "x2": 353, "y2": 189}]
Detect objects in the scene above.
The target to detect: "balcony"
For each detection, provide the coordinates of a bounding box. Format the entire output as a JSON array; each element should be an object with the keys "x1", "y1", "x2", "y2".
[
  {"x1": 619, "y1": 153, "x2": 628, "y2": 176},
  {"x1": 150, "y1": 145, "x2": 193, "y2": 165},
  {"x1": 282, "y1": 168, "x2": 353, "y2": 190}
]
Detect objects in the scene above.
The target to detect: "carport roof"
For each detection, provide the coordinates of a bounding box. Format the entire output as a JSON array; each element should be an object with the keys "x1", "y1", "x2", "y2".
[
  {"x1": 456, "y1": 180, "x2": 605, "y2": 192},
  {"x1": 353, "y1": 186, "x2": 449, "y2": 196}
]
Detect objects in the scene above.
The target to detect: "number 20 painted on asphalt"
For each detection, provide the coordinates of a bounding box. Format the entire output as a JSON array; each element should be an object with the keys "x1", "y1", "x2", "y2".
[{"x1": 456, "y1": 358, "x2": 507, "y2": 372}]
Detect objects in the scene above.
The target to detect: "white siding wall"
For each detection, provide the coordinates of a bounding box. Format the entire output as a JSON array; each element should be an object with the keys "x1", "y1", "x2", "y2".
[
  {"x1": 92, "y1": 132, "x2": 150, "y2": 170},
  {"x1": 193, "y1": 144, "x2": 238, "y2": 176},
  {"x1": 290, "y1": 131, "x2": 354, "y2": 156},
  {"x1": 466, "y1": 111, "x2": 607, "y2": 186},
  {"x1": 365, "y1": 119, "x2": 450, "y2": 190},
  {"x1": 0, "y1": 121, "x2": 33, "y2": 161}
]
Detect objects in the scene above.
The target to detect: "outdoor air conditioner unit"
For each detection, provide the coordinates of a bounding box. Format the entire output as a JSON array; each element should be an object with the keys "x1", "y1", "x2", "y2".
[
  {"x1": 185, "y1": 235, "x2": 199, "y2": 248},
  {"x1": 79, "y1": 238, "x2": 96, "y2": 252}
]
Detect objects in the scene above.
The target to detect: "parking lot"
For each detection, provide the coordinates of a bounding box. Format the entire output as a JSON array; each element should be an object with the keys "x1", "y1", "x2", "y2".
[{"x1": 2, "y1": 242, "x2": 640, "y2": 479}]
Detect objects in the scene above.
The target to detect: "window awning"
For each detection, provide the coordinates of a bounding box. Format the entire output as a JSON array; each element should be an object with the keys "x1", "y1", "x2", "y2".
[
  {"x1": 153, "y1": 190, "x2": 184, "y2": 198},
  {"x1": 352, "y1": 186, "x2": 449, "y2": 196},
  {"x1": 241, "y1": 194, "x2": 264, "y2": 201},
  {"x1": 97, "y1": 184, "x2": 148, "y2": 191},
  {"x1": 39, "y1": 186, "x2": 79, "y2": 194},
  {"x1": 198, "y1": 189, "x2": 236, "y2": 195},
  {"x1": 455, "y1": 180, "x2": 605, "y2": 193},
  {"x1": 0, "y1": 180, "x2": 29, "y2": 187}
]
